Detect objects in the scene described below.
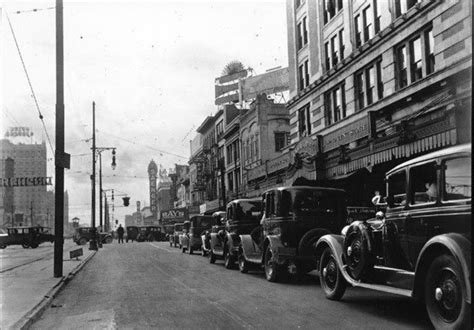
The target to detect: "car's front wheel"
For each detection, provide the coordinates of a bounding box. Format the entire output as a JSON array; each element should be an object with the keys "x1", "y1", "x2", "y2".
[
  {"x1": 181, "y1": 247, "x2": 186, "y2": 253},
  {"x1": 79, "y1": 238, "x2": 87, "y2": 246},
  {"x1": 264, "y1": 245, "x2": 285, "y2": 282},
  {"x1": 320, "y1": 247, "x2": 346, "y2": 300},
  {"x1": 105, "y1": 236, "x2": 113, "y2": 244},
  {"x1": 425, "y1": 254, "x2": 470, "y2": 330}
]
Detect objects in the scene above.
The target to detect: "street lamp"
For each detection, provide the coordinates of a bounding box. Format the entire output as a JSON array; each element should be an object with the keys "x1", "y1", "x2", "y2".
[{"x1": 97, "y1": 147, "x2": 116, "y2": 236}]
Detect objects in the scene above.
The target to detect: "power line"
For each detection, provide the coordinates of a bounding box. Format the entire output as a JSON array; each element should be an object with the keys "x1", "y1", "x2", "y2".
[
  {"x1": 12, "y1": 6, "x2": 56, "y2": 15},
  {"x1": 6, "y1": 12, "x2": 55, "y2": 155}
]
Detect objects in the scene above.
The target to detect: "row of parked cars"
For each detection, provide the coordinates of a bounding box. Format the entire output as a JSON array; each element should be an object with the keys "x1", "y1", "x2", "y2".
[{"x1": 168, "y1": 144, "x2": 471, "y2": 329}]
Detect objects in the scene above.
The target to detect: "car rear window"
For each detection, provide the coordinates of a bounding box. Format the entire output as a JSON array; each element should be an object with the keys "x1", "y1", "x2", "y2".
[{"x1": 443, "y1": 156, "x2": 471, "y2": 201}]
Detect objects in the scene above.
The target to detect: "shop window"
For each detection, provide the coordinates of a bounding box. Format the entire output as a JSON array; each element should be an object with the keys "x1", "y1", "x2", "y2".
[
  {"x1": 395, "y1": 25, "x2": 434, "y2": 90},
  {"x1": 443, "y1": 157, "x2": 472, "y2": 201},
  {"x1": 324, "y1": 83, "x2": 346, "y2": 125},
  {"x1": 409, "y1": 162, "x2": 437, "y2": 204},
  {"x1": 298, "y1": 105, "x2": 311, "y2": 137}
]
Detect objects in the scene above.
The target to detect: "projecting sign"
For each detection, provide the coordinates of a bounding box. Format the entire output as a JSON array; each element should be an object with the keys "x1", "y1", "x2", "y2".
[{"x1": 1, "y1": 177, "x2": 52, "y2": 187}]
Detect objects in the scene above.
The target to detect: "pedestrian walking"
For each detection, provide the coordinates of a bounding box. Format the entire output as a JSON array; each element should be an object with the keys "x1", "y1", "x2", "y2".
[{"x1": 117, "y1": 224, "x2": 124, "y2": 244}]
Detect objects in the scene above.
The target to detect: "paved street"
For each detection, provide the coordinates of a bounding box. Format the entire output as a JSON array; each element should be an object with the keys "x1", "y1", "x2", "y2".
[{"x1": 31, "y1": 241, "x2": 431, "y2": 329}]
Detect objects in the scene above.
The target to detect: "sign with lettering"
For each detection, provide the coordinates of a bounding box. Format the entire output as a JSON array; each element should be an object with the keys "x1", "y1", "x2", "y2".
[
  {"x1": 294, "y1": 136, "x2": 318, "y2": 157},
  {"x1": 69, "y1": 248, "x2": 83, "y2": 260},
  {"x1": 323, "y1": 118, "x2": 368, "y2": 152},
  {"x1": 161, "y1": 208, "x2": 188, "y2": 223},
  {"x1": 1, "y1": 177, "x2": 52, "y2": 187},
  {"x1": 5, "y1": 127, "x2": 34, "y2": 137}
]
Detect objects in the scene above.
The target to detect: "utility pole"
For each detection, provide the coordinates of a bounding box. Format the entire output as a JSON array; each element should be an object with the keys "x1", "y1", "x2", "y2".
[
  {"x1": 54, "y1": 0, "x2": 68, "y2": 278},
  {"x1": 30, "y1": 201, "x2": 33, "y2": 226},
  {"x1": 89, "y1": 101, "x2": 98, "y2": 250},
  {"x1": 99, "y1": 152, "x2": 103, "y2": 231}
]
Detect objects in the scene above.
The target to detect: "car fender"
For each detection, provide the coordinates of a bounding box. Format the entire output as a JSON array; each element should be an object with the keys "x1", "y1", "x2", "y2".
[
  {"x1": 413, "y1": 233, "x2": 471, "y2": 303},
  {"x1": 239, "y1": 234, "x2": 258, "y2": 260},
  {"x1": 315, "y1": 234, "x2": 361, "y2": 287},
  {"x1": 209, "y1": 232, "x2": 220, "y2": 251},
  {"x1": 226, "y1": 232, "x2": 240, "y2": 251},
  {"x1": 262, "y1": 235, "x2": 284, "y2": 263}
]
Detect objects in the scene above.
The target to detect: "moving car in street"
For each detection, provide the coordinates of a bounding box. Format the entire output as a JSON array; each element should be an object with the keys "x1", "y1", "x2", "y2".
[
  {"x1": 73, "y1": 227, "x2": 113, "y2": 245},
  {"x1": 136, "y1": 226, "x2": 162, "y2": 242},
  {"x1": 238, "y1": 186, "x2": 347, "y2": 281},
  {"x1": 181, "y1": 215, "x2": 217, "y2": 254},
  {"x1": 125, "y1": 226, "x2": 139, "y2": 242},
  {"x1": 0, "y1": 226, "x2": 55, "y2": 249},
  {"x1": 315, "y1": 143, "x2": 471, "y2": 329},
  {"x1": 169, "y1": 223, "x2": 184, "y2": 247},
  {"x1": 209, "y1": 198, "x2": 262, "y2": 268}
]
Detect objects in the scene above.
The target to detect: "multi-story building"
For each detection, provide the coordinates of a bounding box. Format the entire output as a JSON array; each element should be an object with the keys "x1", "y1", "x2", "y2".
[
  {"x1": 281, "y1": 0, "x2": 471, "y2": 205},
  {"x1": 242, "y1": 93, "x2": 291, "y2": 197},
  {"x1": 223, "y1": 104, "x2": 244, "y2": 201}
]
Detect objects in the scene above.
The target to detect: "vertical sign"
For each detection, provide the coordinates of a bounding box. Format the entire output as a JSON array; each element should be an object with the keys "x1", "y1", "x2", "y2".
[{"x1": 148, "y1": 161, "x2": 158, "y2": 217}]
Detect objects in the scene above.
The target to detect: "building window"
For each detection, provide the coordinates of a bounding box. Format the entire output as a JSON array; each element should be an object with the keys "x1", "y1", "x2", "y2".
[
  {"x1": 355, "y1": 15, "x2": 362, "y2": 47},
  {"x1": 355, "y1": 59, "x2": 383, "y2": 110},
  {"x1": 395, "y1": 0, "x2": 418, "y2": 18},
  {"x1": 425, "y1": 29, "x2": 435, "y2": 75},
  {"x1": 323, "y1": 0, "x2": 343, "y2": 24},
  {"x1": 324, "y1": 83, "x2": 346, "y2": 125},
  {"x1": 226, "y1": 144, "x2": 233, "y2": 164},
  {"x1": 216, "y1": 120, "x2": 224, "y2": 139},
  {"x1": 254, "y1": 134, "x2": 259, "y2": 160},
  {"x1": 298, "y1": 59, "x2": 309, "y2": 90},
  {"x1": 275, "y1": 132, "x2": 288, "y2": 151},
  {"x1": 227, "y1": 172, "x2": 234, "y2": 192},
  {"x1": 355, "y1": 3, "x2": 379, "y2": 47},
  {"x1": 296, "y1": 17, "x2": 308, "y2": 50},
  {"x1": 325, "y1": 29, "x2": 344, "y2": 71},
  {"x1": 295, "y1": 0, "x2": 305, "y2": 8},
  {"x1": 396, "y1": 25, "x2": 434, "y2": 89},
  {"x1": 298, "y1": 105, "x2": 311, "y2": 137}
]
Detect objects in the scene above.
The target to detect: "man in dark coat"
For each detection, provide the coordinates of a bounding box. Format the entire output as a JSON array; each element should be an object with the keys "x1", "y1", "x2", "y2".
[{"x1": 117, "y1": 224, "x2": 125, "y2": 244}]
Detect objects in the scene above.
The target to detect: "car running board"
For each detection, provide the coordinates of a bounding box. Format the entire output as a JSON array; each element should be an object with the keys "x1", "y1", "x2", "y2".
[{"x1": 350, "y1": 280, "x2": 412, "y2": 297}]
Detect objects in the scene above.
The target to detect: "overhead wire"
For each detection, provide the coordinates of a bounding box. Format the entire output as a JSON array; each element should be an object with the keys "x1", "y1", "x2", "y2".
[{"x1": 6, "y1": 12, "x2": 55, "y2": 155}]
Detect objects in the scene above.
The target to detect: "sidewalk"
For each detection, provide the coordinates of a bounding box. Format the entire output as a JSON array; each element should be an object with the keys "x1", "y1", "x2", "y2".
[{"x1": 0, "y1": 240, "x2": 97, "y2": 329}]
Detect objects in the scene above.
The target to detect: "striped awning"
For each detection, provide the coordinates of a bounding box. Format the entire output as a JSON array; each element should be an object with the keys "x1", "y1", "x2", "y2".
[{"x1": 327, "y1": 129, "x2": 457, "y2": 178}]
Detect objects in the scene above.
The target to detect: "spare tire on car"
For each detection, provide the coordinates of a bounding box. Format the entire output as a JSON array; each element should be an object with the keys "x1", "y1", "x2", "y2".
[{"x1": 343, "y1": 222, "x2": 374, "y2": 280}]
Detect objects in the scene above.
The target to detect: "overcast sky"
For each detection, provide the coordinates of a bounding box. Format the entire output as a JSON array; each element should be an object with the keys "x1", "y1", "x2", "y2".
[{"x1": 1, "y1": 0, "x2": 288, "y2": 225}]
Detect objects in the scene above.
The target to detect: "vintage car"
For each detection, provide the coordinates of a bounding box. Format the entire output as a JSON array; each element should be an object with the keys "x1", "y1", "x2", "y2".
[
  {"x1": 169, "y1": 223, "x2": 184, "y2": 247},
  {"x1": 73, "y1": 227, "x2": 113, "y2": 245},
  {"x1": 0, "y1": 228, "x2": 8, "y2": 249},
  {"x1": 0, "y1": 226, "x2": 54, "y2": 249},
  {"x1": 315, "y1": 144, "x2": 471, "y2": 329},
  {"x1": 181, "y1": 215, "x2": 217, "y2": 254},
  {"x1": 201, "y1": 211, "x2": 225, "y2": 256},
  {"x1": 125, "y1": 226, "x2": 139, "y2": 242},
  {"x1": 136, "y1": 226, "x2": 162, "y2": 242},
  {"x1": 209, "y1": 199, "x2": 262, "y2": 268},
  {"x1": 238, "y1": 186, "x2": 347, "y2": 282}
]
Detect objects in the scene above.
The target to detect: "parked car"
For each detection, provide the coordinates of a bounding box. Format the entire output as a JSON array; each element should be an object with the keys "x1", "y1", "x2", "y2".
[
  {"x1": 73, "y1": 227, "x2": 113, "y2": 245},
  {"x1": 169, "y1": 223, "x2": 184, "y2": 247},
  {"x1": 315, "y1": 143, "x2": 471, "y2": 329},
  {"x1": 209, "y1": 198, "x2": 262, "y2": 268},
  {"x1": 181, "y1": 215, "x2": 217, "y2": 254},
  {"x1": 0, "y1": 228, "x2": 8, "y2": 249},
  {"x1": 125, "y1": 226, "x2": 139, "y2": 242},
  {"x1": 136, "y1": 226, "x2": 162, "y2": 242},
  {"x1": 201, "y1": 211, "x2": 225, "y2": 256},
  {"x1": 0, "y1": 226, "x2": 54, "y2": 249},
  {"x1": 238, "y1": 186, "x2": 347, "y2": 282}
]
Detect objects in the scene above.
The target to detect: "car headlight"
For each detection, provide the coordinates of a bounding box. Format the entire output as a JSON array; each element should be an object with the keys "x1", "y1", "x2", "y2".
[{"x1": 341, "y1": 225, "x2": 349, "y2": 237}]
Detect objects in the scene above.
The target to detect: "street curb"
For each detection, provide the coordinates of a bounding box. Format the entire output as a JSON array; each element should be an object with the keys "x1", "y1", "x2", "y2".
[{"x1": 12, "y1": 250, "x2": 97, "y2": 330}]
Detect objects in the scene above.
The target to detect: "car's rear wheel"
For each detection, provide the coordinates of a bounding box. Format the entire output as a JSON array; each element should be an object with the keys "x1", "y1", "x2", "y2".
[
  {"x1": 264, "y1": 245, "x2": 285, "y2": 282},
  {"x1": 320, "y1": 247, "x2": 346, "y2": 300},
  {"x1": 104, "y1": 236, "x2": 113, "y2": 244},
  {"x1": 0, "y1": 245, "x2": 6, "y2": 249},
  {"x1": 79, "y1": 238, "x2": 87, "y2": 246},
  {"x1": 181, "y1": 246, "x2": 186, "y2": 253},
  {"x1": 22, "y1": 242, "x2": 30, "y2": 249},
  {"x1": 209, "y1": 250, "x2": 216, "y2": 264},
  {"x1": 425, "y1": 254, "x2": 470, "y2": 330},
  {"x1": 30, "y1": 242, "x2": 39, "y2": 249}
]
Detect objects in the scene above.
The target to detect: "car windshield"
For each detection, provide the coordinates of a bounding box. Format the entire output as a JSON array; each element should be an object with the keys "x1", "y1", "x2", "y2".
[
  {"x1": 281, "y1": 189, "x2": 342, "y2": 217},
  {"x1": 235, "y1": 201, "x2": 262, "y2": 222}
]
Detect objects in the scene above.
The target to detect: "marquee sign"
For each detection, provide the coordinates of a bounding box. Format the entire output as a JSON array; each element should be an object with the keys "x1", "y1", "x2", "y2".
[
  {"x1": 161, "y1": 208, "x2": 188, "y2": 224},
  {"x1": 1, "y1": 177, "x2": 52, "y2": 187}
]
